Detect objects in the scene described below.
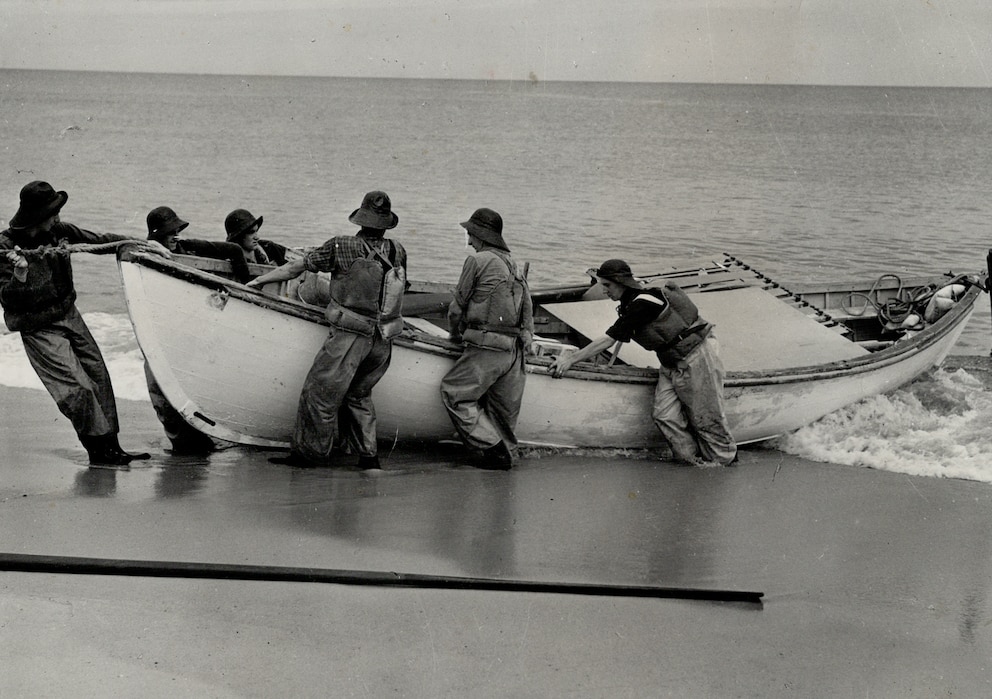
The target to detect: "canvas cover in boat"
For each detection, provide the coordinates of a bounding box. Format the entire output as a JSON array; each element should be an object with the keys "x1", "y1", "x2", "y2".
[{"x1": 543, "y1": 285, "x2": 870, "y2": 372}]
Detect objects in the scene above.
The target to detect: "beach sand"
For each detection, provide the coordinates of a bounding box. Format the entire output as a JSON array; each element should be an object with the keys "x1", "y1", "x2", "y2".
[{"x1": 2, "y1": 385, "x2": 991, "y2": 697}]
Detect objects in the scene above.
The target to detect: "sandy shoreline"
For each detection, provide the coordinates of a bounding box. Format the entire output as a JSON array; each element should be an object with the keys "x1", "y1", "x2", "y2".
[{"x1": 2, "y1": 384, "x2": 991, "y2": 696}]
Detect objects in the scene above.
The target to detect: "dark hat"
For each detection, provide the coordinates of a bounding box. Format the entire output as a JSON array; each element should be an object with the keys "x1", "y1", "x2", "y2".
[
  {"x1": 460, "y1": 208, "x2": 509, "y2": 251},
  {"x1": 588, "y1": 259, "x2": 642, "y2": 289},
  {"x1": 146, "y1": 206, "x2": 189, "y2": 242},
  {"x1": 224, "y1": 208, "x2": 263, "y2": 242},
  {"x1": 348, "y1": 191, "x2": 398, "y2": 230},
  {"x1": 9, "y1": 181, "x2": 69, "y2": 230}
]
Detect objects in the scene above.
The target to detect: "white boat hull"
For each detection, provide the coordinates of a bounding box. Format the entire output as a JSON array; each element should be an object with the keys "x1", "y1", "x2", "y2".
[{"x1": 119, "y1": 254, "x2": 979, "y2": 449}]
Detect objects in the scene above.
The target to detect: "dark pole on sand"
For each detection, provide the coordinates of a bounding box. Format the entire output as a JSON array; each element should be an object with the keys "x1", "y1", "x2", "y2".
[
  {"x1": 987, "y1": 249, "x2": 992, "y2": 357},
  {"x1": 0, "y1": 552, "x2": 763, "y2": 606}
]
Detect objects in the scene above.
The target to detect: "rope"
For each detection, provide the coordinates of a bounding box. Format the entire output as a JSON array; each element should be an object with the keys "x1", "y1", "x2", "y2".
[{"x1": 844, "y1": 273, "x2": 945, "y2": 332}]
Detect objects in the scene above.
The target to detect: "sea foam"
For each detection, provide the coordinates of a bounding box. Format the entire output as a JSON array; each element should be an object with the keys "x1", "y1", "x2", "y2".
[
  {"x1": 775, "y1": 367, "x2": 992, "y2": 483},
  {"x1": 0, "y1": 312, "x2": 151, "y2": 402}
]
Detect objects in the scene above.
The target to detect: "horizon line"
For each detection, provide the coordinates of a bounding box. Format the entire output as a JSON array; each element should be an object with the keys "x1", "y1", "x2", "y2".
[{"x1": 1, "y1": 66, "x2": 988, "y2": 91}]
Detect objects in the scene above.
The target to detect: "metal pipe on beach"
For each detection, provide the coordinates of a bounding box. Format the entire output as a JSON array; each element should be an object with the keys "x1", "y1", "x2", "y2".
[
  {"x1": 0, "y1": 552, "x2": 763, "y2": 605},
  {"x1": 987, "y1": 248, "x2": 992, "y2": 357}
]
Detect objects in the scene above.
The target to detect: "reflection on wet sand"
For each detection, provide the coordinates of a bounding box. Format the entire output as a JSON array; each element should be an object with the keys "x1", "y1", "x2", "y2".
[
  {"x1": 73, "y1": 467, "x2": 118, "y2": 498},
  {"x1": 123, "y1": 444, "x2": 741, "y2": 589}
]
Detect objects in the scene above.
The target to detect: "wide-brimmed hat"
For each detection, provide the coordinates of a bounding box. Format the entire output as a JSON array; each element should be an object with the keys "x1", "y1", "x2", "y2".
[
  {"x1": 224, "y1": 208, "x2": 263, "y2": 242},
  {"x1": 587, "y1": 259, "x2": 642, "y2": 289},
  {"x1": 146, "y1": 206, "x2": 189, "y2": 242},
  {"x1": 348, "y1": 191, "x2": 398, "y2": 230},
  {"x1": 460, "y1": 207, "x2": 509, "y2": 251},
  {"x1": 9, "y1": 181, "x2": 69, "y2": 230}
]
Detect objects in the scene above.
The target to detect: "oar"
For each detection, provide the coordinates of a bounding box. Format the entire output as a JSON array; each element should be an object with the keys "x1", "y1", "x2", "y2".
[{"x1": 0, "y1": 552, "x2": 763, "y2": 605}]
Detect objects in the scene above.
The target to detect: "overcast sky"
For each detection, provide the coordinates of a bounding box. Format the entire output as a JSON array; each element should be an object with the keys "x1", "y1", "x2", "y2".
[{"x1": 1, "y1": 0, "x2": 990, "y2": 86}]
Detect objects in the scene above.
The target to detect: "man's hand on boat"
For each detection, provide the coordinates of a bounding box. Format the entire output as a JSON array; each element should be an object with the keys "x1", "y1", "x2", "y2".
[
  {"x1": 549, "y1": 354, "x2": 574, "y2": 378},
  {"x1": 549, "y1": 335, "x2": 615, "y2": 377},
  {"x1": 131, "y1": 239, "x2": 172, "y2": 258}
]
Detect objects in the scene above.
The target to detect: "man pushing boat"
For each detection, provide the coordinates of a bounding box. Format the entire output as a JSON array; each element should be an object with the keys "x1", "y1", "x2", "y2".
[
  {"x1": 247, "y1": 191, "x2": 407, "y2": 469},
  {"x1": 440, "y1": 208, "x2": 534, "y2": 470},
  {"x1": 549, "y1": 259, "x2": 737, "y2": 467}
]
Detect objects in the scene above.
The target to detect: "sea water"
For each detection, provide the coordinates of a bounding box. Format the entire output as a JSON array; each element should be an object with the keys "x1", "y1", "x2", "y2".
[{"x1": 2, "y1": 70, "x2": 991, "y2": 480}]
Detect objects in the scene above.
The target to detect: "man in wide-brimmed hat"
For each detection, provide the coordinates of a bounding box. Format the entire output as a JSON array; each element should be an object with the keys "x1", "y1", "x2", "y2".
[
  {"x1": 224, "y1": 208, "x2": 289, "y2": 267},
  {"x1": 247, "y1": 190, "x2": 407, "y2": 469},
  {"x1": 439, "y1": 207, "x2": 534, "y2": 470},
  {"x1": 548, "y1": 259, "x2": 737, "y2": 467},
  {"x1": 0, "y1": 180, "x2": 169, "y2": 466}
]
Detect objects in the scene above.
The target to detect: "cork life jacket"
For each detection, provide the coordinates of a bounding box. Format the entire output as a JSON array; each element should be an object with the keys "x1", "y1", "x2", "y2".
[
  {"x1": 462, "y1": 250, "x2": 528, "y2": 351},
  {"x1": 627, "y1": 282, "x2": 711, "y2": 366},
  {"x1": 324, "y1": 238, "x2": 406, "y2": 339},
  {"x1": 0, "y1": 232, "x2": 77, "y2": 332}
]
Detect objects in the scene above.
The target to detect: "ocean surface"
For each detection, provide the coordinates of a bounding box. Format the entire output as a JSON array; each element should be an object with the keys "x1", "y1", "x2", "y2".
[{"x1": 2, "y1": 70, "x2": 991, "y2": 481}]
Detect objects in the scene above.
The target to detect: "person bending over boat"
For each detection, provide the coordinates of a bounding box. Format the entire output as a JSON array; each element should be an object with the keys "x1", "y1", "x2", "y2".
[
  {"x1": 246, "y1": 191, "x2": 407, "y2": 470},
  {"x1": 440, "y1": 208, "x2": 534, "y2": 470},
  {"x1": 0, "y1": 181, "x2": 168, "y2": 466},
  {"x1": 146, "y1": 206, "x2": 254, "y2": 283},
  {"x1": 549, "y1": 259, "x2": 737, "y2": 467},
  {"x1": 224, "y1": 208, "x2": 290, "y2": 267}
]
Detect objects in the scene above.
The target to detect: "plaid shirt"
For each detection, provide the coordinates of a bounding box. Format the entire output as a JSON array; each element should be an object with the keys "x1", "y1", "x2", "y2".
[{"x1": 303, "y1": 233, "x2": 407, "y2": 275}]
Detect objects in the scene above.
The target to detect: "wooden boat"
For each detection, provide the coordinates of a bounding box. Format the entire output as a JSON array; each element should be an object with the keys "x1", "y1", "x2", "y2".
[{"x1": 117, "y1": 251, "x2": 986, "y2": 450}]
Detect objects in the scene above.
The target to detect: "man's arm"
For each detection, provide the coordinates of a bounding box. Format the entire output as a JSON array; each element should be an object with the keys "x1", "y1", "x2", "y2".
[
  {"x1": 179, "y1": 239, "x2": 254, "y2": 282},
  {"x1": 548, "y1": 334, "x2": 617, "y2": 378},
  {"x1": 447, "y1": 256, "x2": 479, "y2": 341},
  {"x1": 56, "y1": 221, "x2": 170, "y2": 258},
  {"x1": 246, "y1": 257, "x2": 307, "y2": 288}
]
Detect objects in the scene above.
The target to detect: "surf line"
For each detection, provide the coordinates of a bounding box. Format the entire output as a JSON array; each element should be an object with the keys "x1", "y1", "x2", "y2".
[{"x1": 0, "y1": 552, "x2": 763, "y2": 605}]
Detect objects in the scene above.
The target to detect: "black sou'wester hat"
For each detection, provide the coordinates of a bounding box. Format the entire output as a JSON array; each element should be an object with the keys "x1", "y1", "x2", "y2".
[
  {"x1": 460, "y1": 207, "x2": 509, "y2": 252},
  {"x1": 225, "y1": 209, "x2": 263, "y2": 242},
  {"x1": 9, "y1": 181, "x2": 69, "y2": 230},
  {"x1": 146, "y1": 206, "x2": 189, "y2": 242}
]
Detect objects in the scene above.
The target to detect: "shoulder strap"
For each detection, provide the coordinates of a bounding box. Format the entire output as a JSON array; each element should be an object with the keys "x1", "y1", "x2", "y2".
[
  {"x1": 360, "y1": 237, "x2": 396, "y2": 267},
  {"x1": 633, "y1": 291, "x2": 667, "y2": 306}
]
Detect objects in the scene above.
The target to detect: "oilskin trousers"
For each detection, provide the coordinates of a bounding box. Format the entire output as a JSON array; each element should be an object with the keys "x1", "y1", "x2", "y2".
[
  {"x1": 144, "y1": 362, "x2": 215, "y2": 454},
  {"x1": 652, "y1": 333, "x2": 737, "y2": 465},
  {"x1": 294, "y1": 326, "x2": 391, "y2": 464},
  {"x1": 19, "y1": 305, "x2": 119, "y2": 439},
  {"x1": 440, "y1": 342, "x2": 525, "y2": 451}
]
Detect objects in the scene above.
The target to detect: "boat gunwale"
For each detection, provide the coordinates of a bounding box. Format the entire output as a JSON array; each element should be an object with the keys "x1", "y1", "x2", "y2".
[{"x1": 118, "y1": 250, "x2": 985, "y2": 389}]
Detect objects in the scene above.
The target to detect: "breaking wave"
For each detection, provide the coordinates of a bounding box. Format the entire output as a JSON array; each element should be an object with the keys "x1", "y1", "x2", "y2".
[{"x1": 775, "y1": 367, "x2": 992, "y2": 483}]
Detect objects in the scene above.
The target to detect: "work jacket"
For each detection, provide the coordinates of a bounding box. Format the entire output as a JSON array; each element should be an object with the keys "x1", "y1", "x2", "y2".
[
  {"x1": 0, "y1": 222, "x2": 125, "y2": 332},
  {"x1": 449, "y1": 248, "x2": 533, "y2": 352}
]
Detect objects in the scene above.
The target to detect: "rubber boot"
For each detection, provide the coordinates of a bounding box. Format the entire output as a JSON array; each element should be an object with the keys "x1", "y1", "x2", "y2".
[
  {"x1": 80, "y1": 434, "x2": 132, "y2": 467},
  {"x1": 356, "y1": 455, "x2": 381, "y2": 470},
  {"x1": 477, "y1": 442, "x2": 513, "y2": 470},
  {"x1": 110, "y1": 433, "x2": 151, "y2": 461}
]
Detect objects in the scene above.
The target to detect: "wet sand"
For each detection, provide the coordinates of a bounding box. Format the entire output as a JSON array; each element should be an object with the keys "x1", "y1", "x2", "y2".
[{"x1": 2, "y1": 386, "x2": 991, "y2": 697}]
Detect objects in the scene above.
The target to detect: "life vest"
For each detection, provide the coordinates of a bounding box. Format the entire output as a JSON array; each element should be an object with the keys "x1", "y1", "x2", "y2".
[
  {"x1": 324, "y1": 238, "x2": 406, "y2": 339},
  {"x1": 461, "y1": 250, "x2": 528, "y2": 351},
  {"x1": 628, "y1": 282, "x2": 711, "y2": 366},
  {"x1": 0, "y1": 239, "x2": 77, "y2": 332}
]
